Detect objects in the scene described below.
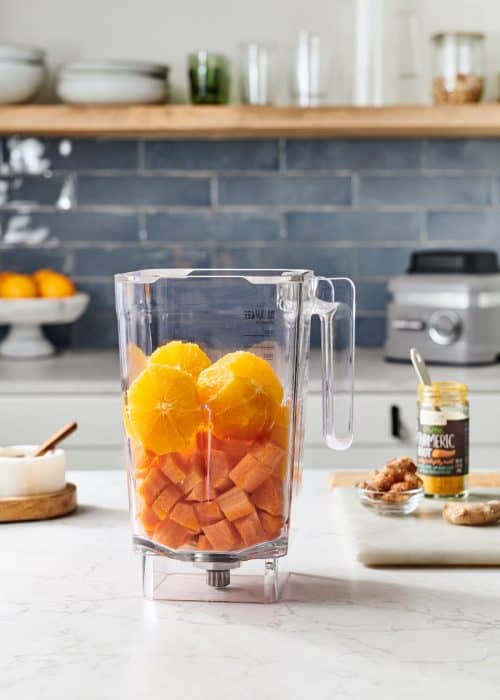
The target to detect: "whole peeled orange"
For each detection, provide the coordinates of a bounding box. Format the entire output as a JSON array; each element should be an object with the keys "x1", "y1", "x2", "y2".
[
  {"x1": 35, "y1": 270, "x2": 75, "y2": 298},
  {"x1": 0, "y1": 273, "x2": 37, "y2": 298}
]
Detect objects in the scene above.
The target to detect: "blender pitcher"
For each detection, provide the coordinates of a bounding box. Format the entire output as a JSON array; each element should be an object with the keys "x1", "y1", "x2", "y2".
[{"x1": 115, "y1": 269, "x2": 354, "y2": 602}]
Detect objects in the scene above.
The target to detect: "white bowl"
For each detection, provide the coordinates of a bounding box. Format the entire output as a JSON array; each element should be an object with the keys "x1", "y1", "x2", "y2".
[
  {"x1": 0, "y1": 293, "x2": 89, "y2": 358},
  {"x1": 0, "y1": 445, "x2": 66, "y2": 498},
  {"x1": 57, "y1": 60, "x2": 169, "y2": 104},
  {"x1": 0, "y1": 45, "x2": 45, "y2": 103}
]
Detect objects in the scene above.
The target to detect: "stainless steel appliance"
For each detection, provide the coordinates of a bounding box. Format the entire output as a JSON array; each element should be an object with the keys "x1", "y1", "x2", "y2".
[{"x1": 385, "y1": 250, "x2": 500, "y2": 365}]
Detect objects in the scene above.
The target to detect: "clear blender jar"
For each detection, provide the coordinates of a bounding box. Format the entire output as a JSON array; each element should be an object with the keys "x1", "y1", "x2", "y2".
[{"x1": 115, "y1": 269, "x2": 354, "y2": 602}]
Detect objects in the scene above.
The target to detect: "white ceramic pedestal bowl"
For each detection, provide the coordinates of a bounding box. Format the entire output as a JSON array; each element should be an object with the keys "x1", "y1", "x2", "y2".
[{"x1": 0, "y1": 293, "x2": 89, "y2": 359}]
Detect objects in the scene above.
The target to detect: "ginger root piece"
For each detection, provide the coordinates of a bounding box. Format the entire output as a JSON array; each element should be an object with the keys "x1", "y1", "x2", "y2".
[
  {"x1": 360, "y1": 457, "x2": 422, "y2": 495},
  {"x1": 443, "y1": 501, "x2": 500, "y2": 526}
]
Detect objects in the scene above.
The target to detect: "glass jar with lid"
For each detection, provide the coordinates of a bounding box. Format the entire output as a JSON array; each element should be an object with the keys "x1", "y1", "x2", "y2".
[
  {"x1": 432, "y1": 32, "x2": 485, "y2": 104},
  {"x1": 417, "y1": 382, "x2": 469, "y2": 499}
]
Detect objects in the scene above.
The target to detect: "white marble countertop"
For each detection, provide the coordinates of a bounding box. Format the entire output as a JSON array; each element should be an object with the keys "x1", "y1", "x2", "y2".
[
  {"x1": 1, "y1": 348, "x2": 500, "y2": 394},
  {"x1": 2, "y1": 469, "x2": 499, "y2": 700}
]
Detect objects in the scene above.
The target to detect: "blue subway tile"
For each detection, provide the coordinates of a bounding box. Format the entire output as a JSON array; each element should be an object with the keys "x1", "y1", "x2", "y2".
[
  {"x1": 145, "y1": 140, "x2": 279, "y2": 171},
  {"x1": 356, "y1": 281, "x2": 388, "y2": 312},
  {"x1": 0, "y1": 245, "x2": 72, "y2": 274},
  {"x1": 148, "y1": 211, "x2": 280, "y2": 242},
  {"x1": 359, "y1": 174, "x2": 492, "y2": 206},
  {"x1": 2, "y1": 210, "x2": 139, "y2": 243},
  {"x1": 286, "y1": 140, "x2": 420, "y2": 170},
  {"x1": 2, "y1": 175, "x2": 65, "y2": 206},
  {"x1": 147, "y1": 211, "x2": 210, "y2": 241},
  {"x1": 43, "y1": 138, "x2": 138, "y2": 170},
  {"x1": 73, "y1": 311, "x2": 118, "y2": 348},
  {"x1": 74, "y1": 245, "x2": 211, "y2": 276},
  {"x1": 286, "y1": 211, "x2": 420, "y2": 242},
  {"x1": 425, "y1": 140, "x2": 500, "y2": 171},
  {"x1": 357, "y1": 246, "x2": 412, "y2": 277},
  {"x1": 78, "y1": 175, "x2": 210, "y2": 207},
  {"x1": 356, "y1": 316, "x2": 387, "y2": 347},
  {"x1": 218, "y1": 175, "x2": 351, "y2": 206},
  {"x1": 75, "y1": 279, "x2": 115, "y2": 312},
  {"x1": 426, "y1": 210, "x2": 500, "y2": 242},
  {"x1": 213, "y1": 244, "x2": 355, "y2": 278},
  {"x1": 212, "y1": 212, "x2": 280, "y2": 241}
]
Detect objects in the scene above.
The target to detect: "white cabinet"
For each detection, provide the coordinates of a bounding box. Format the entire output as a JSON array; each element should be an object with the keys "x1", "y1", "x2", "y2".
[
  {"x1": 304, "y1": 392, "x2": 500, "y2": 470},
  {"x1": 0, "y1": 394, "x2": 124, "y2": 470},
  {"x1": 1, "y1": 381, "x2": 498, "y2": 471}
]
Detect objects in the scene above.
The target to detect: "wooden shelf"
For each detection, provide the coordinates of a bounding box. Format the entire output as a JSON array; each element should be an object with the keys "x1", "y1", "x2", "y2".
[{"x1": 1, "y1": 104, "x2": 500, "y2": 138}]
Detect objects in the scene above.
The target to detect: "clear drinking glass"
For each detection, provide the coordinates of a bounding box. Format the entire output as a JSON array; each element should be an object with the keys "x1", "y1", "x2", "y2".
[
  {"x1": 292, "y1": 32, "x2": 327, "y2": 107},
  {"x1": 432, "y1": 32, "x2": 485, "y2": 104},
  {"x1": 239, "y1": 42, "x2": 276, "y2": 105},
  {"x1": 115, "y1": 269, "x2": 354, "y2": 603},
  {"x1": 188, "y1": 51, "x2": 230, "y2": 104}
]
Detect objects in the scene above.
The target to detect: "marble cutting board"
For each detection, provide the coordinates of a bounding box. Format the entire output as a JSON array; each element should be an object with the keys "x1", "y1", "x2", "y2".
[{"x1": 333, "y1": 487, "x2": 500, "y2": 566}]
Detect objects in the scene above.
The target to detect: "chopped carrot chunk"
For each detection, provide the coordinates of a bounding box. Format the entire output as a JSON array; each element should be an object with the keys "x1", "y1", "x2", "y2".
[
  {"x1": 161, "y1": 452, "x2": 189, "y2": 484},
  {"x1": 153, "y1": 519, "x2": 191, "y2": 549},
  {"x1": 251, "y1": 477, "x2": 284, "y2": 516},
  {"x1": 138, "y1": 468, "x2": 170, "y2": 505},
  {"x1": 194, "y1": 501, "x2": 223, "y2": 526},
  {"x1": 170, "y1": 501, "x2": 201, "y2": 532},
  {"x1": 229, "y1": 452, "x2": 273, "y2": 493},
  {"x1": 152, "y1": 483, "x2": 183, "y2": 519},
  {"x1": 203, "y1": 519, "x2": 238, "y2": 551},
  {"x1": 217, "y1": 486, "x2": 254, "y2": 521},
  {"x1": 234, "y1": 510, "x2": 267, "y2": 547}
]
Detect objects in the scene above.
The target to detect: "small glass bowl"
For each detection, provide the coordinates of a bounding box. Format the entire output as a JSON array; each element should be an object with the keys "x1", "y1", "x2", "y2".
[{"x1": 357, "y1": 484, "x2": 424, "y2": 516}]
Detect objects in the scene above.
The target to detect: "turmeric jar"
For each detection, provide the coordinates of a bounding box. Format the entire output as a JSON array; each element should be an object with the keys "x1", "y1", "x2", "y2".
[{"x1": 417, "y1": 382, "x2": 469, "y2": 498}]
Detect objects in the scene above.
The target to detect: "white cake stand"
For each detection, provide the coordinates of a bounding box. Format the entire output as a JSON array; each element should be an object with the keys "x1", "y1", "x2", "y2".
[{"x1": 0, "y1": 293, "x2": 90, "y2": 358}]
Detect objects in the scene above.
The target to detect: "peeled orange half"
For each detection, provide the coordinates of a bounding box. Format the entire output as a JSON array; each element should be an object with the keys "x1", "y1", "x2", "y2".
[
  {"x1": 128, "y1": 364, "x2": 202, "y2": 454},
  {"x1": 197, "y1": 351, "x2": 283, "y2": 441},
  {"x1": 150, "y1": 340, "x2": 211, "y2": 379}
]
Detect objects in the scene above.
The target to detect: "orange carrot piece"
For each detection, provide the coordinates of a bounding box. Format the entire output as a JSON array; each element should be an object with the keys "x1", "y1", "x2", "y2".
[
  {"x1": 258, "y1": 510, "x2": 285, "y2": 538},
  {"x1": 203, "y1": 519, "x2": 238, "y2": 551},
  {"x1": 152, "y1": 482, "x2": 183, "y2": 520},
  {"x1": 180, "y1": 456, "x2": 205, "y2": 496},
  {"x1": 186, "y1": 481, "x2": 217, "y2": 502},
  {"x1": 194, "y1": 500, "x2": 223, "y2": 526},
  {"x1": 234, "y1": 510, "x2": 267, "y2": 547},
  {"x1": 197, "y1": 534, "x2": 212, "y2": 550},
  {"x1": 229, "y1": 452, "x2": 273, "y2": 493},
  {"x1": 170, "y1": 501, "x2": 201, "y2": 532},
  {"x1": 251, "y1": 477, "x2": 284, "y2": 516},
  {"x1": 161, "y1": 452, "x2": 189, "y2": 484},
  {"x1": 257, "y1": 442, "x2": 286, "y2": 472},
  {"x1": 207, "y1": 449, "x2": 232, "y2": 490},
  {"x1": 138, "y1": 505, "x2": 160, "y2": 534},
  {"x1": 217, "y1": 486, "x2": 254, "y2": 521},
  {"x1": 153, "y1": 519, "x2": 191, "y2": 549},
  {"x1": 138, "y1": 468, "x2": 170, "y2": 505}
]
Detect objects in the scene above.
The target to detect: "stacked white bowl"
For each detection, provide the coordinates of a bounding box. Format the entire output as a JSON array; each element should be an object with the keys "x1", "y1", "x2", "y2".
[
  {"x1": 0, "y1": 45, "x2": 45, "y2": 103},
  {"x1": 56, "y1": 60, "x2": 170, "y2": 104}
]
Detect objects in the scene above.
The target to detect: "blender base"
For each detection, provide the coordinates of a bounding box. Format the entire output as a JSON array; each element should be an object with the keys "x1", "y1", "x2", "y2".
[{"x1": 142, "y1": 553, "x2": 287, "y2": 603}]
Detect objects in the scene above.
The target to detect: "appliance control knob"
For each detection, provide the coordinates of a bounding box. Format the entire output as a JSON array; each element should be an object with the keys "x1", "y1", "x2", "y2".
[{"x1": 428, "y1": 311, "x2": 462, "y2": 346}]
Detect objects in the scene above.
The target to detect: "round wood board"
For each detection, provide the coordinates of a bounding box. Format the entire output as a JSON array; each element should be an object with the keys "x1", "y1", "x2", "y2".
[{"x1": 0, "y1": 483, "x2": 77, "y2": 523}]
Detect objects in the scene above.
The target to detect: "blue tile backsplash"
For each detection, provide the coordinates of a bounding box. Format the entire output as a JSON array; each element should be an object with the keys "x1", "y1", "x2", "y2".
[{"x1": 1, "y1": 136, "x2": 499, "y2": 349}]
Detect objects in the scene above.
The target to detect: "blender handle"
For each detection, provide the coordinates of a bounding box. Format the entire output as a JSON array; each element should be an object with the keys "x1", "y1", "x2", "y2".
[{"x1": 315, "y1": 277, "x2": 355, "y2": 450}]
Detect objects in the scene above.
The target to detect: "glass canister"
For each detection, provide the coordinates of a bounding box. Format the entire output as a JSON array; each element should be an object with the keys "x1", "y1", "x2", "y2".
[
  {"x1": 116, "y1": 269, "x2": 354, "y2": 603},
  {"x1": 417, "y1": 382, "x2": 469, "y2": 498},
  {"x1": 432, "y1": 32, "x2": 485, "y2": 104},
  {"x1": 188, "y1": 51, "x2": 230, "y2": 104}
]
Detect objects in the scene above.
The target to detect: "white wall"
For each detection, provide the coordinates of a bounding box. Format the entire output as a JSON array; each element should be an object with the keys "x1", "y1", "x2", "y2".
[{"x1": 0, "y1": 0, "x2": 499, "y2": 104}]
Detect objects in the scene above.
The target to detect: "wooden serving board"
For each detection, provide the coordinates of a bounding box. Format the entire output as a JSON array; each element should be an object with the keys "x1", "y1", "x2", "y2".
[
  {"x1": 0, "y1": 483, "x2": 77, "y2": 523},
  {"x1": 330, "y1": 471, "x2": 500, "y2": 489}
]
